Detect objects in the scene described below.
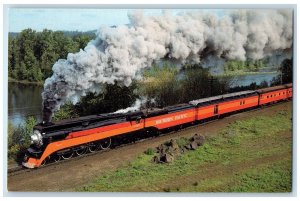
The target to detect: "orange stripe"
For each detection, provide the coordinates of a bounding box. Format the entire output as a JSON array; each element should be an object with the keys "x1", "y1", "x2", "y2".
[{"x1": 35, "y1": 123, "x2": 143, "y2": 166}]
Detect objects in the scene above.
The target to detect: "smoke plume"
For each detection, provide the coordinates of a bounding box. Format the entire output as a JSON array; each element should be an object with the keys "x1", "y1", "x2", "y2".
[
  {"x1": 42, "y1": 9, "x2": 293, "y2": 122},
  {"x1": 114, "y1": 98, "x2": 146, "y2": 114}
]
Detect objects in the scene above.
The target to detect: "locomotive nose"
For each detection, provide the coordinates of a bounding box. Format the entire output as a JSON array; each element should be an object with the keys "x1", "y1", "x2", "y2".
[{"x1": 22, "y1": 158, "x2": 38, "y2": 169}]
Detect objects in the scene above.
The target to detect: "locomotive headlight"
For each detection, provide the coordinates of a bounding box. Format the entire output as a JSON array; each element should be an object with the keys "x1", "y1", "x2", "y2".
[{"x1": 30, "y1": 130, "x2": 43, "y2": 147}]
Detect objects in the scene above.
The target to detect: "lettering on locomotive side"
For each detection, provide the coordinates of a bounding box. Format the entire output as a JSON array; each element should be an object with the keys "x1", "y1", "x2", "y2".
[{"x1": 155, "y1": 113, "x2": 188, "y2": 125}]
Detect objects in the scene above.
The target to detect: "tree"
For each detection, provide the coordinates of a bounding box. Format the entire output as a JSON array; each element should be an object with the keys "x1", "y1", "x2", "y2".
[
  {"x1": 271, "y1": 58, "x2": 293, "y2": 85},
  {"x1": 17, "y1": 62, "x2": 27, "y2": 80},
  {"x1": 280, "y1": 58, "x2": 293, "y2": 84},
  {"x1": 8, "y1": 28, "x2": 96, "y2": 82},
  {"x1": 138, "y1": 62, "x2": 180, "y2": 107},
  {"x1": 73, "y1": 34, "x2": 94, "y2": 49},
  {"x1": 180, "y1": 64, "x2": 211, "y2": 102}
]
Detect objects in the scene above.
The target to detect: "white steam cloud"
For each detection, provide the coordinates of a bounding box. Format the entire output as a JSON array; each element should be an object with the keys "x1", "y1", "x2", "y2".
[
  {"x1": 114, "y1": 98, "x2": 146, "y2": 114},
  {"x1": 42, "y1": 9, "x2": 293, "y2": 122}
]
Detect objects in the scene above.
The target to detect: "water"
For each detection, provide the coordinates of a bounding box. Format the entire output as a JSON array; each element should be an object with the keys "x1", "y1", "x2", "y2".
[
  {"x1": 8, "y1": 82, "x2": 43, "y2": 127},
  {"x1": 7, "y1": 72, "x2": 280, "y2": 127},
  {"x1": 229, "y1": 72, "x2": 280, "y2": 87}
]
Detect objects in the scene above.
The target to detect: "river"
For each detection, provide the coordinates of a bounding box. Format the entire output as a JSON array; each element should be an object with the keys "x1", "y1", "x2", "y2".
[
  {"x1": 8, "y1": 82, "x2": 43, "y2": 127},
  {"x1": 7, "y1": 72, "x2": 280, "y2": 127},
  {"x1": 229, "y1": 72, "x2": 280, "y2": 87}
]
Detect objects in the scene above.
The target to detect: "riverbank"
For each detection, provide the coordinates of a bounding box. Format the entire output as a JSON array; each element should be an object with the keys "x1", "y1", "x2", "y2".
[
  {"x1": 214, "y1": 71, "x2": 278, "y2": 77},
  {"x1": 8, "y1": 77, "x2": 44, "y2": 86}
]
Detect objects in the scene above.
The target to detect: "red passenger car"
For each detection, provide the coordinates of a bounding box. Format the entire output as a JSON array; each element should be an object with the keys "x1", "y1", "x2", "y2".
[
  {"x1": 190, "y1": 90, "x2": 258, "y2": 121},
  {"x1": 256, "y1": 84, "x2": 292, "y2": 105}
]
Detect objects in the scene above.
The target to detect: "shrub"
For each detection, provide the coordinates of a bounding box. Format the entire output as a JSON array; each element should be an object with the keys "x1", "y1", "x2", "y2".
[
  {"x1": 8, "y1": 116, "x2": 37, "y2": 161},
  {"x1": 144, "y1": 148, "x2": 155, "y2": 155}
]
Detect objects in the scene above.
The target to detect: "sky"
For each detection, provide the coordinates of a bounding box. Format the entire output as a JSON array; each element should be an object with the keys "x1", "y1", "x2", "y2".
[{"x1": 8, "y1": 8, "x2": 223, "y2": 32}]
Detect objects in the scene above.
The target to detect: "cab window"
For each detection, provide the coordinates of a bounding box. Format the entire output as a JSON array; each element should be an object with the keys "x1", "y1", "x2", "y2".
[{"x1": 136, "y1": 117, "x2": 142, "y2": 124}]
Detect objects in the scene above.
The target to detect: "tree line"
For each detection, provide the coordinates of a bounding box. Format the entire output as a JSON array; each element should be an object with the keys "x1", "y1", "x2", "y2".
[
  {"x1": 8, "y1": 28, "x2": 95, "y2": 82},
  {"x1": 224, "y1": 59, "x2": 267, "y2": 73}
]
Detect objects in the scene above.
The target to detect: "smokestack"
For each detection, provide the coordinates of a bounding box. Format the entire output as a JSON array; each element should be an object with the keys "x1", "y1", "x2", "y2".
[
  {"x1": 42, "y1": 9, "x2": 293, "y2": 121},
  {"x1": 42, "y1": 101, "x2": 52, "y2": 123}
]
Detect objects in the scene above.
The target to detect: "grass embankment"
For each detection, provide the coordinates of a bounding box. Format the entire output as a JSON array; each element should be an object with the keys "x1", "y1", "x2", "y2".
[{"x1": 80, "y1": 109, "x2": 292, "y2": 192}]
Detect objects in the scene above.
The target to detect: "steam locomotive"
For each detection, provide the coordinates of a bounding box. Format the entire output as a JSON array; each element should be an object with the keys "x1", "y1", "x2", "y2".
[{"x1": 23, "y1": 83, "x2": 293, "y2": 168}]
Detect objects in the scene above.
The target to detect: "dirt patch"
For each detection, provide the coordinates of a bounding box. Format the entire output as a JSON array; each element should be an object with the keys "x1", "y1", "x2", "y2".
[{"x1": 7, "y1": 101, "x2": 292, "y2": 192}]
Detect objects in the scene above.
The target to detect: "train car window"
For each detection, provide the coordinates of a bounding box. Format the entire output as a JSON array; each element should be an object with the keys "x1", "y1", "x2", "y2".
[
  {"x1": 240, "y1": 101, "x2": 242, "y2": 105},
  {"x1": 279, "y1": 93, "x2": 280, "y2": 95},
  {"x1": 271, "y1": 95, "x2": 272, "y2": 97},
  {"x1": 243, "y1": 100, "x2": 245, "y2": 104},
  {"x1": 136, "y1": 117, "x2": 142, "y2": 124},
  {"x1": 267, "y1": 96, "x2": 269, "y2": 98}
]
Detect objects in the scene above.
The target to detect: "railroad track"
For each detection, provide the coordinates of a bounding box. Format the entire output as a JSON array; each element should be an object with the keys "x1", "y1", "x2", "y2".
[{"x1": 8, "y1": 100, "x2": 290, "y2": 176}]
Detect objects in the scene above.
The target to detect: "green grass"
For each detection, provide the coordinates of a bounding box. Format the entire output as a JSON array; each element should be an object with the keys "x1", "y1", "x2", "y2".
[
  {"x1": 144, "y1": 148, "x2": 156, "y2": 155},
  {"x1": 79, "y1": 109, "x2": 292, "y2": 192},
  {"x1": 176, "y1": 137, "x2": 189, "y2": 148},
  {"x1": 228, "y1": 160, "x2": 292, "y2": 192}
]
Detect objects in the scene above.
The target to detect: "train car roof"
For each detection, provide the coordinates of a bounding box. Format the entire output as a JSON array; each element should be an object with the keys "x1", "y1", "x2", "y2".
[
  {"x1": 189, "y1": 90, "x2": 256, "y2": 106},
  {"x1": 35, "y1": 111, "x2": 132, "y2": 131},
  {"x1": 164, "y1": 103, "x2": 194, "y2": 112},
  {"x1": 142, "y1": 107, "x2": 168, "y2": 117},
  {"x1": 255, "y1": 85, "x2": 287, "y2": 94},
  {"x1": 54, "y1": 112, "x2": 126, "y2": 125}
]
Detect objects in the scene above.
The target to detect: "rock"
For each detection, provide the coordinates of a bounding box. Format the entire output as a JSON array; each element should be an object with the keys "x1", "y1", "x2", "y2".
[
  {"x1": 180, "y1": 147, "x2": 186, "y2": 153},
  {"x1": 160, "y1": 153, "x2": 174, "y2": 163},
  {"x1": 191, "y1": 134, "x2": 205, "y2": 146},
  {"x1": 157, "y1": 144, "x2": 168, "y2": 154},
  {"x1": 190, "y1": 141, "x2": 198, "y2": 150},
  {"x1": 154, "y1": 135, "x2": 205, "y2": 164},
  {"x1": 185, "y1": 144, "x2": 191, "y2": 150},
  {"x1": 170, "y1": 139, "x2": 179, "y2": 149},
  {"x1": 153, "y1": 155, "x2": 160, "y2": 163},
  {"x1": 166, "y1": 146, "x2": 174, "y2": 153},
  {"x1": 172, "y1": 148, "x2": 181, "y2": 156},
  {"x1": 166, "y1": 154, "x2": 174, "y2": 163}
]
